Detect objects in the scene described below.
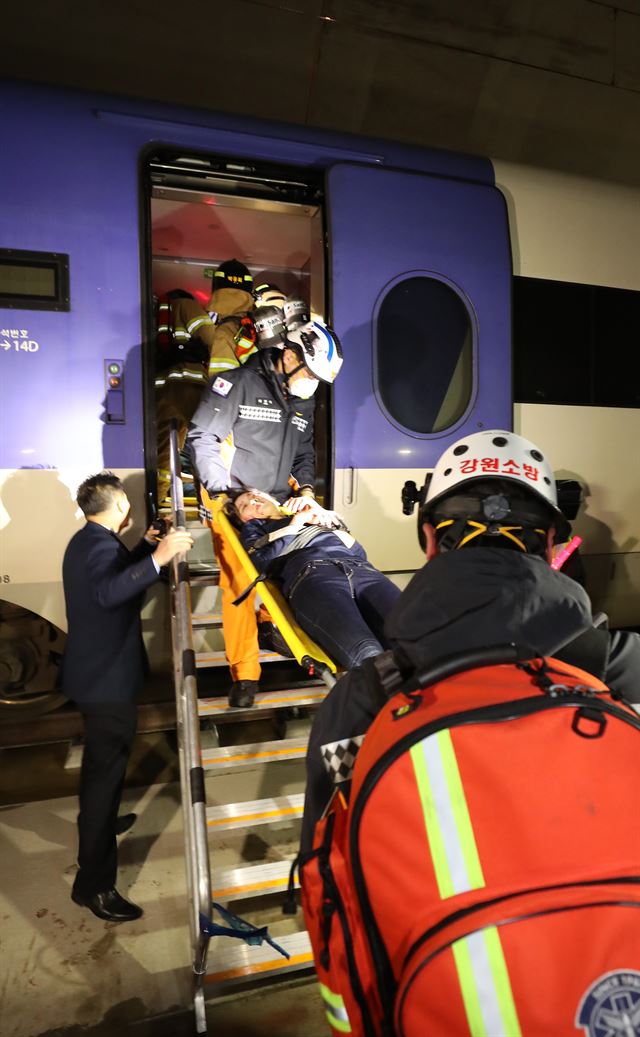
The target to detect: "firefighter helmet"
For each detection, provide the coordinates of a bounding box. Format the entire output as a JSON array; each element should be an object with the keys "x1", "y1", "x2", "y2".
[
  {"x1": 253, "y1": 282, "x2": 286, "y2": 309},
  {"x1": 213, "y1": 259, "x2": 253, "y2": 291}
]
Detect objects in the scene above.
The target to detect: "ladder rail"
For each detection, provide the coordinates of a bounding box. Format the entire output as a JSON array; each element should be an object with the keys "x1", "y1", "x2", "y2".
[{"x1": 169, "y1": 426, "x2": 212, "y2": 1002}]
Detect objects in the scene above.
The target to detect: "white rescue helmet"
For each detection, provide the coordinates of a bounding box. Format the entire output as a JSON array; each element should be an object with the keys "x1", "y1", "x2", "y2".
[
  {"x1": 425, "y1": 429, "x2": 566, "y2": 530},
  {"x1": 253, "y1": 305, "x2": 287, "y2": 349},
  {"x1": 283, "y1": 297, "x2": 309, "y2": 330},
  {"x1": 285, "y1": 321, "x2": 343, "y2": 384},
  {"x1": 253, "y1": 283, "x2": 286, "y2": 309}
]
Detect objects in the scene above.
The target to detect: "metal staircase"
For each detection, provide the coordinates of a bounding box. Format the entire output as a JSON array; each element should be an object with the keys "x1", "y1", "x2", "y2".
[{"x1": 167, "y1": 430, "x2": 335, "y2": 1033}]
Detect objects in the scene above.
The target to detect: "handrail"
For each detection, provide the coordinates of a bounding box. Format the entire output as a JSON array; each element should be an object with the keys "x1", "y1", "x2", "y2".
[{"x1": 168, "y1": 424, "x2": 211, "y2": 1035}]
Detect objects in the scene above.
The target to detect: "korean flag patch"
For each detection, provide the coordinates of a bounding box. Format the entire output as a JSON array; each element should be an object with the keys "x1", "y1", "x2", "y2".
[{"x1": 212, "y1": 376, "x2": 233, "y2": 397}]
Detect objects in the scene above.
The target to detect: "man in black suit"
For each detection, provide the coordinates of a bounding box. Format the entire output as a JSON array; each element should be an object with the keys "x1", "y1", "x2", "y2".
[{"x1": 62, "y1": 472, "x2": 193, "y2": 922}]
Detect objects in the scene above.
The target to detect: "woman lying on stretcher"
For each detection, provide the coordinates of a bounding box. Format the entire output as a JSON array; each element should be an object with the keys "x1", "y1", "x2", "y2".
[{"x1": 224, "y1": 490, "x2": 401, "y2": 669}]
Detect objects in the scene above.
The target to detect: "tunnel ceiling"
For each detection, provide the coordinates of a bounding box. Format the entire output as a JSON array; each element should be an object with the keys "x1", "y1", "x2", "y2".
[{"x1": 4, "y1": 0, "x2": 640, "y2": 186}]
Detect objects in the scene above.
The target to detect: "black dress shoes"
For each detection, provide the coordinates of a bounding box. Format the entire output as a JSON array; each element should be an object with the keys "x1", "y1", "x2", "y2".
[
  {"x1": 71, "y1": 886, "x2": 143, "y2": 922},
  {"x1": 228, "y1": 679, "x2": 258, "y2": 708},
  {"x1": 115, "y1": 812, "x2": 137, "y2": 835}
]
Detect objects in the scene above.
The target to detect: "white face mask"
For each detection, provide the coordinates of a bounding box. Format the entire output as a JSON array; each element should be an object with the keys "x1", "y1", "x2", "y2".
[{"x1": 288, "y1": 375, "x2": 319, "y2": 399}]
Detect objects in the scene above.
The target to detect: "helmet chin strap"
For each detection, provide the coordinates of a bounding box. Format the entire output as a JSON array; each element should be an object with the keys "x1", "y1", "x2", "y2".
[
  {"x1": 283, "y1": 361, "x2": 306, "y2": 384},
  {"x1": 281, "y1": 345, "x2": 308, "y2": 390}
]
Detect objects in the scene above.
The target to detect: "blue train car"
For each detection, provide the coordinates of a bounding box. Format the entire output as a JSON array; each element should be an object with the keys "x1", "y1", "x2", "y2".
[{"x1": 1, "y1": 80, "x2": 638, "y2": 710}]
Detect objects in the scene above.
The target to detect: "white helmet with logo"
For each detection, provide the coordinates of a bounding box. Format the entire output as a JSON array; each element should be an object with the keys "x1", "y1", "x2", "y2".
[
  {"x1": 285, "y1": 321, "x2": 343, "y2": 384},
  {"x1": 283, "y1": 297, "x2": 310, "y2": 330},
  {"x1": 253, "y1": 305, "x2": 287, "y2": 349},
  {"x1": 425, "y1": 429, "x2": 569, "y2": 535}
]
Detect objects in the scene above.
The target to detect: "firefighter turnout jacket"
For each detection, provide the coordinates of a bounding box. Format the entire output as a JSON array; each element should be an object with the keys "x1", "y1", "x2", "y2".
[
  {"x1": 207, "y1": 286, "x2": 257, "y2": 377},
  {"x1": 188, "y1": 348, "x2": 315, "y2": 500},
  {"x1": 156, "y1": 295, "x2": 215, "y2": 390}
]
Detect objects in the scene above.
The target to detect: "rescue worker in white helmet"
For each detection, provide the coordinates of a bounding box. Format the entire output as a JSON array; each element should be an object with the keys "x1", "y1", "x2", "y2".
[
  {"x1": 300, "y1": 429, "x2": 640, "y2": 851},
  {"x1": 187, "y1": 317, "x2": 343, "y2": 707},
  {"x1": 253, "y1": 306, "x2": 288, "y2": 351},
  {"x1": 283, "y1": 297, "x2": 310, "y2": 331}
]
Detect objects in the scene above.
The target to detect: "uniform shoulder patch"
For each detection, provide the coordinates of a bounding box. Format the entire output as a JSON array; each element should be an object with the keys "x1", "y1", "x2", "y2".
[{"x1": 212, "y1": 376, "x2": 233, "y2": 397}]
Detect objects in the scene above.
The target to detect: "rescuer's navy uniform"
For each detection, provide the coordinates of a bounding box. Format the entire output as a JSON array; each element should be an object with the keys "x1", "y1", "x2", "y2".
[
  {"x1": 188, "y1": 348, "x2": 315, "y2": 499},
  {"x1": 186, "y1": 347, "x2": 315, "y2": 698}
]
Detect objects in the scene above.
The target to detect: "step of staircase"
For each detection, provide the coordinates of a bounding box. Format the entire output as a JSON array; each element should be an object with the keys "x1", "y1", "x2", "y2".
[
  {"x1": 206, "y1": 793, "x2": 304, "y2": 832},
  {"x1": 204, "y1": 929, "x2": 312, "y2": 989},
  {"x1": 191, "y1": 611, "x2": 222, "y2": 627},
  {"x1": 198, "y1": 686, "x2": 327, "y2": 719},
  {"x1": 202, "y1": 737, "x2": 308, "y2": 771},
  {"x1": 196, "y1": 649, "x2": 289, "y2": 668},
  {"x1": 211, "y1": 859, "x2": 297, "y2": 903},
  {"x1": 188, "y1": 565, "x2": 220, "y2": 587}
]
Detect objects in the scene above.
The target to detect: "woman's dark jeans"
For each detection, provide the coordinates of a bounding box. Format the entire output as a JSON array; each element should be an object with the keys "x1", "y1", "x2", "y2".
[{"x1": 288, "y1": 559, "x2": 401, "y2": 669}]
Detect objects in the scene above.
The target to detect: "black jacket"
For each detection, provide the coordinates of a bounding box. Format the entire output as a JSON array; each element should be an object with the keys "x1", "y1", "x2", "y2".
[
  {"x1": 302, "y1": 548, "x2": 640, "y2": 850},
  {"x1": 240, "y1": 517, "x2": 367, "y2": 596},
  {"x1": 187, "y1": 349, "x2": 315, "y2": 500},
  {"x1": 61, "y1": 523, "x2": 159, "y2": 704}
]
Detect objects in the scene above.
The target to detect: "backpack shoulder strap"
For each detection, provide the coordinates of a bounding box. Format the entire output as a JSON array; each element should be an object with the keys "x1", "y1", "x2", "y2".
[
  {"x1": 360, "y1": 650, "x2": 407, "y2": 714},
  {"x1": 552, "y1": 626, "x2": 611, "y2": 683}
]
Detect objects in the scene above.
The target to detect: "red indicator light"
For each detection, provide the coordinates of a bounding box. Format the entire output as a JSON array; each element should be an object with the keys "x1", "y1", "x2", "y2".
[{"x1": 109, "y1": 376, "x2": 121, "y2": 388}]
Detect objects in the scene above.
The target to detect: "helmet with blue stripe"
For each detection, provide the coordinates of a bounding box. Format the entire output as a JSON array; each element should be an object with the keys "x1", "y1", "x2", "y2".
[{"x1": 285, "y1": 320, "x2": 343, "y2": 384}]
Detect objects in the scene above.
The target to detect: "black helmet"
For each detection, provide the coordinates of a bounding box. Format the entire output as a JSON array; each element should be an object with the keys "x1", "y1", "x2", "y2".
[{"x1": 213, "y1": 259, "x2": 253, "y2": 291}]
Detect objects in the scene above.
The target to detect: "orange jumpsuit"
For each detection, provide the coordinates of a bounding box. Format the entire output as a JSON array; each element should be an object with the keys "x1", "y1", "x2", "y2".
[{"x1": 200, "y1": 489, "x2": 269, "y2": 682}]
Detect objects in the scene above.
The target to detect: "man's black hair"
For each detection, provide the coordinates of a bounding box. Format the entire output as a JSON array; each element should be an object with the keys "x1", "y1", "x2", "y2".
[{"x1": 76, "y1": 472, "x2": 124, "y2": 517}]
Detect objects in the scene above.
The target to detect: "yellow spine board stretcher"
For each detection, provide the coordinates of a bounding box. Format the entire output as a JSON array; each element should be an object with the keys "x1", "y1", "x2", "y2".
[{"x1": 212, "y1": 497, "x2": 339, "y2": 677}]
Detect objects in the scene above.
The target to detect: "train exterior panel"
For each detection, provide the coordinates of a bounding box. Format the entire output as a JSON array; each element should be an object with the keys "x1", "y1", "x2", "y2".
[
  {"x1": 0, "y1": 80, "x2": 638, "y2": 698},
  {"x1": 494, "y1": 161, "x2": 640, "y2": 628}
]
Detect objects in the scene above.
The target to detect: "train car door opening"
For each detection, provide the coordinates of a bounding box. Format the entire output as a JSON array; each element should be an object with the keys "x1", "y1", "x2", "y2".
[{"x1": 143, "y1": 153, "x2": 328, "y2": 501}]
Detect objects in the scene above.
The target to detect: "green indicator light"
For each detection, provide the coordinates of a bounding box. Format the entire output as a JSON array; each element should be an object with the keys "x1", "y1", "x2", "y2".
[{"x1": 108, "y1": 363, "x2": 120, "y2": 374}]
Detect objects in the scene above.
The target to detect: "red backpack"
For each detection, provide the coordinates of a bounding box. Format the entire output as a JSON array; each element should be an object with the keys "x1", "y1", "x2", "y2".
[{"x1": 298, "y1": 647, "x2": 640, "y2": 1037}]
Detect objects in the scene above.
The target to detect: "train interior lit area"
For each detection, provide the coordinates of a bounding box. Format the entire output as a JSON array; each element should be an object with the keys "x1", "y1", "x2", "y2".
[{"x1": 147, "y1": 153, "x2": 327, "y2": 499}]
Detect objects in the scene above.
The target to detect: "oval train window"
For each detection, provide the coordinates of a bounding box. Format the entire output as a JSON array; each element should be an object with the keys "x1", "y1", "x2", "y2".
[{"x1": 376, "y1": 276, "x2": 473, "y2": 434}]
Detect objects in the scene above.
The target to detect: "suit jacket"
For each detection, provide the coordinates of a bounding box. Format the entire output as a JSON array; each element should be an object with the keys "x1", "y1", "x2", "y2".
[{"x1": 61, "y1": 522, "x2": 159, "y2": 704}]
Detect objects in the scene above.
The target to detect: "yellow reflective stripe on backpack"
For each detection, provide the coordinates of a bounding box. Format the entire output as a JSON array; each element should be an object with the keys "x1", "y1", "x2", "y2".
[
  {"x1": 410, "y1": 730, "x2": 484, "y2": 898},
  {"x1": 411, "y1": 731, "x2": 521, "y2": 1037},
  {"x1": 319, "y1": 982, "x2": 351, "y2": 1034},
  {"x1": 452, "y1": 928, "x2": 522, "y2": 1037}
]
